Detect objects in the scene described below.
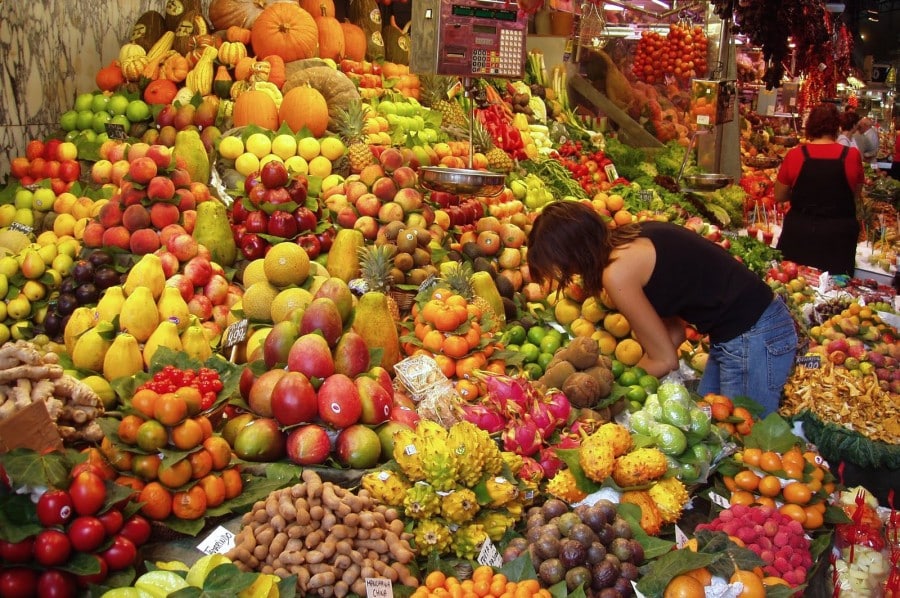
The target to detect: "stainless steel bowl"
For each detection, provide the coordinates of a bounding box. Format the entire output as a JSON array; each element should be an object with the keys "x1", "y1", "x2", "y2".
[
  {"x1": 419, "y1": 167, "x2": 505, "y2": 197},
  {"x1": 682, "y1": 173, "x2": 734, "y2": 191}
]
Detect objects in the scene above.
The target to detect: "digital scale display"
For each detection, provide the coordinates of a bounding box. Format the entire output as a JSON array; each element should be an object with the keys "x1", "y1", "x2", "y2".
[{"x1": 451, "y1": 4, "x2": 518, "y2": 20}]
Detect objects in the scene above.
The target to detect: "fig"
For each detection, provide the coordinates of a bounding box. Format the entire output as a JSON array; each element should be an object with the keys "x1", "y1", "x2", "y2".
[
  {"x1": 538, "y1": 559, "x2": 566, "y2": 586},
  {"x1": 558, "y1": 538, "x2": 587, "y2": 569},
  {"x1": 542, "y1": 498, "x2": 569, "y2": 520},
  {"x1": 565, "y1": 566, "x2": 592, "y2": 592}
]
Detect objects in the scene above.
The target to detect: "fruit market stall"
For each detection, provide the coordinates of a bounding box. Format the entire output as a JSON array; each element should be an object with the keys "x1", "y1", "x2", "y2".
[{"x1": 1, "y1": 0, "x2": 900, "y2": 597}]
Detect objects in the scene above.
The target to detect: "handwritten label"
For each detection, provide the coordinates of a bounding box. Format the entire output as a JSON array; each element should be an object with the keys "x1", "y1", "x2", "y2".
[
  {"x1": 197, "y1": 526, "x2": 235, "y2": 555},
  {"x1": 477, "y1": 539, "x2": 503, "y2": 567},
  {"x1": 221, "y1": 318, "x2": 249, "y2": 349},
  {"x1": 708, "y1": 491, "x2": 730, "y2": 508},
  {"x1": 105, "y1": 123, "x2": 128, "y2": 140},
  {"x1": 365, "y1": 577, "x2": 393, "y2": 598},
  {"x1": 818, "y1": 272, "x2": 831, "y2": 293},
  {"x1": 674, "y1": 525, "x2": 689, "y2": 549},
  {"x1": 795, "y1": 354, "x2": 821, "y2": 369},
  {"x1": 8, "y1": 221, "x2": 33, "y2": 235},
  {"x1": 696, "y1": 114, "x2": 711, "y2": 125},
  {"x1": 604, "y1": 164, "x2": 619, "y2": 182}
]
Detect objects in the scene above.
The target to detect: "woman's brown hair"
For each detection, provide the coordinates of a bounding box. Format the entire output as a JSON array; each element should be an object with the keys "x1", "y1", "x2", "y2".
[
  {"x1": 805, "y1": 103, "x2": 841, "y2": 140},
  {"x1": 526, "y1": 201, "x2": 640, "y2": 297}
]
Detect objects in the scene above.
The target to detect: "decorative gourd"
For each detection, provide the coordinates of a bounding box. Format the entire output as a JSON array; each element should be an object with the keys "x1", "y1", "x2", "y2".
[
  {"x1": 208, "y1": 0, "x2": 291, "y2": 30},
  {"x1": 261, "y1": 55, "x2": 286, "y2": 88},
  {"x1": 315, "y1": 7, "x2": 345, "y2": 61},
  {"x1": 383, "y1": 16, "x2": 410, "y2": 65},
  {"x1": 119, "y1": 44, "x2": 149, "y2": 82},
  {"x1": 214, "y1": 65, "x2": 234, "y2": 98},
  {"x1": 279, "y1": 84, "x2": 329, "y2": 136},
  {"x1": 186, "y1": 34, "x2": 221, "y2": 68},
  {"x1": 144, "y1": 79, "x2": 179, "y2": 105},
  {"x1": 234, "y1": 56, "x2": 257, "y2": 81},
  {"x1": 130, "y1": 10, "x2": 167, "y2": 51},
  {"x1": 340, "y1": 21, "x2": 367, "y2": 62},
  {"x1": 118, "y1": 43, "x2": 147, "y2": 65},
  {"x1": 173, "y1": 11, "x2": 209, "y2": 56},
  {"x1": 300, "y1": 0, "x2": 334, "y2": 18},
  {"x1": 218, "y1": 41, "x2": 249, "y2": 66},
  {"x1": 283, "y1": 64, "x2": 360, "y2": 128},
  {"x1": 160, "y1": 52, "x2": 190, "y2": 82},
  {"x1": 348, "y1": 0, "x2": 384, "y2": 61},
  {"x1": 96, "y1": 61, "x2": 125, "y2": 92},
  {"x1": 226, "y1": 25, "x2": 252, "y2": 44},
  {"x1": 233, "y1": 89, "x2": 280, "y2": 130},
  {"x1": 251, "y1": 3, "x2": 319, "y2": 63},
  {"x1": 185, "y1": 46, "x2": 219, "y2": 96},
  {"x1": 165, "y1": 0, "x2": 202, "y2": 32}
]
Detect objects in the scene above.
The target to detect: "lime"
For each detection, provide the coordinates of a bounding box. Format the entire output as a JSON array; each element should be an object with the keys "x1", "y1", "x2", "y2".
[
  {"x1": 505, "y1": 343, "x2": 520, "y2": 354},
  {"x1": 526, "y1": 326, "x2": 548, "y2": 345},
  {"x1": 625, "y1": 384, "x2": 647, "y2": 404},
  {"x1": 653, "y1": 423, "x2": 687, "y2": 456},
  {"x1": 523, "y1": 362, "x2": 544, "y2": 380},
  {"x1": 537, "y1": 352, "x2": 555, "y2": 371},
  {"x1": 617, "y1": 370, "x2": 639, "y2": 387},
  {"x1": 638, "y1": 374, "x2": 659, "y2": 393},
  {"x1": 679, "y1": 462, "x2": 700, "y2": 483},
  {"x1": 519, "y1": 342, "x2": 540, "y2": 363},
  {"x1": 692, "y1": 443, "x2": 713, "y2": 464},
  {"x1": 539, "y1": 333, "x2": 562, "y2": 355},
  {"x1": 504, "y1": 324, "x2": 526, "y2": 345},
  {"x1": 610, "y1": 359, "x2": 625, "y2": 379},
  {"x1": 657, "y1": 382, "x2": 691, "y2": 408},
  {"x1": 630, "y1": 366, "x2": 647, "y2": 378},
  {"x1": 628, "y1": 401, "x2": 643, "y2": 413}
]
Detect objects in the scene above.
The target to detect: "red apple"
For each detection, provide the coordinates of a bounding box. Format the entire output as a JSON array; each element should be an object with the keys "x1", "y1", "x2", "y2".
[
  {"x1": 296, "y1": 234, "x2": 321, "y2": 260},
  {"x1": 260, "y1": 160, "x2": 289, "y2": 189},
  {"x1": 244, "y1": 210, "x2": 268, "y2": 234},
  {"x1": 293, "y1": 206, "x2": 318, "y2": 232},
  {"x1": 267, "y1": 210, "x2": 298, "y2": 239}
]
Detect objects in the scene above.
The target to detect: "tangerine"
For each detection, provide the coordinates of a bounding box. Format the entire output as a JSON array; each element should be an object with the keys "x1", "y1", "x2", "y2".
[
  {"x1": 131, "y1": 388, "x2": 159, "y2": 418},
  {"x1": 131, "y1": 454, "x2": 161, "y2": 481},
  {"x1": 202, "y1": 436, "x2": 233, "y2": 470},
  {"x1": 172, "y1": 485, "x2": 207, "y2": 520},
  {"x1": 734, "y1": 470, "x2": 761, "y2": 492},
  {"x1": 432, "y1": 354, "x2": 457, "y2": 378},
  {"x1": 157, "y1": 458, "x2": 193, "y2": 489},
  {"x1": 154, "y1": 393, "x2": 188, "y2": 426},
  {"x1": 221, "y1": 467, "x2": 243, "y2": 499},
  {"x1": 729, "y1": 570, "x2": 765, "y2": 598},
  {"x1": 758, "y1": 451, "x2": 783, "y2": 473},
  {"x1": 139, "y1": 482, "x2": 173, "y2": 520},
  {"x1": 757, "y1": 475, "x2": 782, "y2": 498},
  {"x1": 425, "y1": 571, "x2": 447, "y2": 591},
  {"x1": 471, "y1": 566, "x2": 494, "y2": 584},
  {"x1": 188, "y1": 449, "x2": 214, "y2": 479},
  {"x1": 117, "y1": 414, "x2": 146, "y2": 445},
  {"x1": 442, "y1": 334, "x2": 470, "y2": 359},
  {"x1": 663, "y1": 574, "x2": 706, "y2": 598},
  {"x1": 422, "y1": 329, "x2": 445, "y2": 353},
  {"x1": 779, "y1": 503, "x2": 807, "y2": 525},
  {"x1": 782, "y1": 481, "x2": 812, "y2": 505},
  {"x1": 455, "y1": 352, "x2": 487, "y2": 379},
  {"x1": 171, "y1": 418, "x2": 204, "y2": 450},
  {"x1": 455, "y1": 379, "x2": 480, "y2": 401},
  {"x1": 198, "y1": 474, "x2": 226, "y2": 508},
  {"x1": 136, "y1": 420, "x2": 168, "y2": 452}
]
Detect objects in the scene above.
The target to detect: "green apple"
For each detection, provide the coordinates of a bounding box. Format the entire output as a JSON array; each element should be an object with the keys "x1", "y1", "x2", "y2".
[
  {"x1": 0, "y1": 205, "x2": 16, "y2": 227},
  {"x1": 107, "y1": 94, "x2": 130, "y2": 116},
  {"x1": 73, "y1": 92, "x2": 95, "y2": 112},
  {"x1": 32, "y1": 188, "x2": 55, "y2": 212},
  {"x1": 76, "y1": 110, "x2": 95, "y2": 131},
  {"x1": 13, "y1": 188, "x2": 33, "y2": 209},
  {"x1": 125, "y1": 99, "x2": 151, "y2": 122},
  {"x1": 92, "y1": 111, "x2": 112, "y2": 133},
  {"x1": 91, "y1": 93, "x2": 111, "y2": 114},
  {"x1": 60, "y1": 110, "x2": 79, "y2": 132}
]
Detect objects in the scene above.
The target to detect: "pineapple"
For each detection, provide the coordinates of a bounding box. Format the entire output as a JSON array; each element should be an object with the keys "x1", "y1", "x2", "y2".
[
  {"x1": 442, "y1": 262, "x2": 496, "y2": 326},
  {"x1": 357, "y1": 244, "x2": 400, "y2": 322},
  {"x1": 420, "y1": 74, "x2": 467, "y2": 128},
  {"x1": 334, "y1": 100, "x2": 375, "y2": 173},
  {"x1": 471, "y1": 117, "x2": 513, "y2": 173}
]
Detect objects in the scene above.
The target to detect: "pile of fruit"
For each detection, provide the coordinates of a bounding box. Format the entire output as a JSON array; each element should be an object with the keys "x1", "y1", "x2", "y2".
[{"x1": 632, "y1": 23, "x2": 708, "y2": 86}]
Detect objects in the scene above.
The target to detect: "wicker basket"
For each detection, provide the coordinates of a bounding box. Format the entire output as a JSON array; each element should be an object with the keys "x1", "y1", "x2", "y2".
[{"x1": 390, "y1": 289, "x2": 417, "y2": 317}]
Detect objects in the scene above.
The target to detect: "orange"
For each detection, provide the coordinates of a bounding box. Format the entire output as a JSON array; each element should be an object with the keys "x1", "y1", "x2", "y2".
[
  {"x1": 759, "y1": 450, "x2": 783, "y2": 473},
  {"x1": 139, "y1": 481, "x2": 173, "y2": 520},
  {"x1": 188, "y1": 448, "x2": 214, "y2": 479},
  {"x1": 195, "y1": 415, "x2": 213, "y2": 440},
  {"x1": 729, "y1": 490, "x2": 755, "y2": 506},
  {"x1": 136, "y1": 419, "x2": 168, "y2": 452},
  {"x1": 203, "y1": 436, "x2": 233, "y2": 470},
  {"x1": 782, "y1": 481, "x2": 812, "y2": 505},
  {"x1": 422, "y1": 329, "x2": 445, "y2": 354},
  {"x1": 175, "y1": 386, "x2": 203, "y2": 416},
  {"x1": 732, "y1": 407, "x2": 754, "y2": 435},
  {"x1": 221, "y1": 467, "x2": 243, "y2": 499},
  {"x1": 455, "y1": 379, "x2": 480, "y2": 401},
  {"x1": 154, "y1": 393, "x2": 188, "y2": 426},
  {"x1": 442, "y1": 334, "x2": 470, "y2": 359},
  {"x1": 198, "y1": 474, "x2": 226, "y2": 508},
  {"x1": 729, "y1": 570, "x2": 765, "y2": 598},
  {"x1": 754, "y1": 496, "x2": 776, "y2": 509},
  {"x1": 685, "y1": 567, "x2": 712, "y2": 585},
  {"x1": 172, "y1": 485, "x2": 207, "y2": 520},
  {"x1": 115, "y1": 475, "x2": 145, "y2": 493},
  {"x1": 663, "y1": 574, "x2": 706, "y2": 598},
  {"x1": 131, "y1": 388, "x2": 159, "y2": 419},
  {"x1": 757, "y1": 475, "x2": 782, "y2": 498},
  {"x1": 132, "y1": 453, "x2": 162, "y2": 481},
  {"x1": 741, "y1": 447, "x2": 762, "y2": 467},
  {"x1": 432, "y1": 354, "x2": 457, "y2": 378},
  {"x1": 471, "y1": 566, "x2": 494, "y2": 584},
  {"x1": 171, "y1": 418, "x2": 204, "y2": 450},
  {"x1": 425, "y1": 571, "x2": 447, "y2": 591},
  {"x1": 157, "y1": 458, "x2": 193, "y2": 489},
  {"x1": 734, "y1": 470, "x2": 761, "y2": 492},
  {"x1": 779, "y1": 503, "x2": 807, "y2": 525},
  {"x1": 802, "y1": 506, "x2": 824, "y2": 529},
  {"x1": 118, "y1": 414, "x2": 146, "y2": 445},
  {"x1": 722, "y1": 476, "x2": 737, "y2": 492}
]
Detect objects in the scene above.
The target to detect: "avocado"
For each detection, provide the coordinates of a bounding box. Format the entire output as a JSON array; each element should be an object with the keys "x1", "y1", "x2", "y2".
[
  {"x1": 495, "y1": 275, "x2": 515, "y2": 299},
  {"x1": 472, "y1": 256, "x2": 496, "y2": 276},
  {"x1": 502, "y1": 297, "x2": 518, "y2": 322}
]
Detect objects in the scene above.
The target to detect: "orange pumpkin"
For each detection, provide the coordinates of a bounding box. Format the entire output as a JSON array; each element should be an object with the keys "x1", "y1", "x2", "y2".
[
  {"x1": 262, "y1": 55, "x2": 286, "y2": 88},
  {"x1": 144, "y1": 78, "x2": 179, "y2": 105},
  {"x1": 315, "y1": 7, "x2": 345, "y2": 61},
  {"x1": 251, "y1": 3, "x2": 318, "y2": 62},
  {"x1": 340, "y1": 21, "x2": 367, "y2": 62},
  {"x1": 234, "y1": 56, "x2": 257, "y2": 81},
  {"x1": 96, "y1": 61, "x2": 125, "y2": 91},
  {"x1": 160, "y1": 53, "x2": 189, "y2": 82},
  {"x1": 233, "y1": 89, "x2": 280, "y2": 130},
  {"x1": 226, "y1": 25, "x2": 252, "y2": 44},
  {"x1": 209, "y1": 0, "x2": 275, "y2": 30},
  {"x1": 300, "y1": 0, "x2": 335, "y2": 18},
  {"x1": 279, "y1": 84, "x2": 328, "y2": 136}
]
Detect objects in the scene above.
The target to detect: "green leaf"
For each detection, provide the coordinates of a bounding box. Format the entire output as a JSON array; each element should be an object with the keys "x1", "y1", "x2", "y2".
[
  {"x1": 548, "y1": 580, "x2": 568, "y2": 598},
  {"x1": 58, "y1": 550, "x2": 103, "y2": 575},
  {"x1": 0, "y1": 494, "x2": 42, "y2": 542},
  {"x1": 202, "y1": 563, "x2": 257, "y2": 593},
  {"x1": 169, "y1": 587, "x2": 203, "y2": 598},
  {"x1": 101, "y1": 478, "x2": 138, "y2": 513},
  {"x1": 160, "y1": 515, "x2": 206, "y2": 537},
  {"x1": 553, "y1": 448, "x2": 602, "y2": 494},
  {"x1": 616, "y1": 503, "x2": 674, "y2": 560},
  {"x1": 695, "y1": 530, "x2": 765, "y2": 578},
  {"x1": 742, "y1": 413, "x2": 799, "y2": 453},
  {"x1": 0, "y1": 447, "x2": 75, "y2": 489},
  {"x1": 809, "y1": 530, "x2": 833, "y2": 562},
  {"x1": 636, "y1": 549, "x2": 720, "y2": 598},
  {"x1": 497, "y1": 551, "x2": 537, "y2": 582},
  {"x1": 277, "y1": 575, "x2": 298, "y2": 598},
  {"x1": 824, "y1": 505, "x2": 852, "y2": 524},
  {"x1": 264, "y1": 462, "x2": 302, "y2": 483}
]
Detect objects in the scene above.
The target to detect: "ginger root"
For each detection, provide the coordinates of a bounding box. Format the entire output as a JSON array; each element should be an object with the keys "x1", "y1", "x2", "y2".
[
  {"x1": 0, "y1": 363, "x2": 64, "y2": 385},
  {"x1": 52, "y1": 377, "x2": 102, "y2": 408}
]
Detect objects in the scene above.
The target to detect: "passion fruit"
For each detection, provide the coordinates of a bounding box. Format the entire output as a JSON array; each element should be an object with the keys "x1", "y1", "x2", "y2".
[
  {"x1": 568, "y1": 523, "x2": 598, "y2": 547},
  {"x1": 542, "y1": 498, "x2": 569, "y2": 520},
  {"x1": 533, "y1": 535, "x2": 561, "y2": 561},
  {"x1": 558, "y1": 538, "x2": 587, "y2": 569},
  {"x1": 610, "y1": 537, "x2": 633, "y2": 563},
  {"x1": 591, "y1": 559, "x2": 618, "y2": 590},
  {"x1": 538, "y1": 558, "x2": 566, "y2": 586},
  {"x1": 611, "y1": 517, "x2": 633, "y2": 540},
  {"x1": 586, "y1": 541, "x2": 607, "y2": 566},
  {"x1": 565, "y1": 566, "x2": 592, "y2": 592},
  {"x1": 555, "y1": 512, "x2": 581, "y2": 537}
]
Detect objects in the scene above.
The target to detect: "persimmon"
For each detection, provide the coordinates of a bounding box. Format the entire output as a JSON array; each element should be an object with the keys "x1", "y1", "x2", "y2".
[
  {"x1": 117, "y1": 415, "x2": 146, "y2": 445},
  {"x1": 221, "y1": 467, "x2": 243, "y2": 499},
  {"x1": 131, "y1": 389, "x2": 159, "y2": 419},
  {"x1": 170, "y1": 418, "x2": 204, "y2": 450},
  {"x1": 172, "y1": 486, "x2": 207, "y2": 520},
  {"x1": 198, "y1": 474, "x2": 226, "y2": 508},
  {"x1": 663, "y1": 574, "x2": 706, "y2": 598},
  {"x1": 139, "y1": 482, "x2": 173, "y2": 520},
  {"x1": 157, "y1": 458, "x2": 193, "y2": 489},
  {"x1": 442, "y1": 334, "x2": 470, "y2": 359}
]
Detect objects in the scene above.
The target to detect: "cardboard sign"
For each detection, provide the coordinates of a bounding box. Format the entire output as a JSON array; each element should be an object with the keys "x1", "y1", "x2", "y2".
[
  {"x1": 0, "y1": 401, "x2": 63, "y2": 453},
  {"x1": 221, "y1": 319, "x2": 249, "y2": 350}
]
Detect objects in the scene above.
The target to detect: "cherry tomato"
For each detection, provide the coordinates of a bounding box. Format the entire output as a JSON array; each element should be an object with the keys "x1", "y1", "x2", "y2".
[
  {"x1": 67, "y1": 516, "x2": 107, "y2": 553},
  {"x1": 33, "y1": 529, "x2": 72, "y2": 567},
  {"x1": 97, "y1": 509, "x2": 124, "y2": 536},
  {"x1": 36, "y1": 569, "x2": 78, "y2": 598},
  {"x1": 68, "y1": 471, "x2": 106, "y2": 516},
  {"x1": 76, "y1": 554, "x2": 109, "y2": 589},
  {"x1": 0, "y1": 567, "x2": 38, "y2": 598},
  {"x1": 0, "y1": 537, "x2": 34, "y2": 563},
  {"x1": 36, "y1": 489, "x2": 74, "y2": 527},
  {"x1": 100, "y1": 535, "x2": 137, "y2": 571},
  {"x1": 119, "y1": 514, "x2": 151, "y2": 546}
]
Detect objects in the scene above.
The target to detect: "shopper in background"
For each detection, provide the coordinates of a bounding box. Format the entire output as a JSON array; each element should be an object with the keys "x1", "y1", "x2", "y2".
[
  {"x1": 856, "y1": 116, "x2": 879, "y2": 162},
  {"x1": 774, "y1": 103, "x2": 865, "y2": 276},
  {"x1": 891, "y1": 114, "x2": 900, "y2": 181},
  {"x1": 526, "y1": 201, "x2": 797, "y2": 416},
  {"x1": 837, "y1": 110, "x2": 860, "y2": 150}
]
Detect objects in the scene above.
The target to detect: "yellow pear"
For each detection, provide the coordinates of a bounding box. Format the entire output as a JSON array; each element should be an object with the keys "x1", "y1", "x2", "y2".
[
  {"x1": 119, "y1": 286, "x2": 159, "y2": 342},
  {"x1": 72, "y1": 323, "x2": 113, "y2": 372},
  {"x1": 157, "y1": 286, "x2": 191, "y2": 333},
  {"x1": 181, "y1": 323, "x2": 212, "y2": 362},
  {"x1": 96, "y1": 286, "x2": 126, "y2": 323},
  {"x1": 103, "y1": 333, "x2": 144, "y2": 381},
  {"x1": 124, "y1": 253, "x2": 166, "y2": 299},
  {"x1": 143, "y1": 320, "x2": 183, "y2": 368},
  {"x1": 64, "y1": 307, "x2": 98, "y2": 356}
]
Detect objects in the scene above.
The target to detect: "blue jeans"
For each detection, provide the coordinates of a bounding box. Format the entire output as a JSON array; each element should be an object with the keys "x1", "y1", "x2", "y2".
[{"x1": 697, "y1": 298, "x2": 797, "y2": 416}]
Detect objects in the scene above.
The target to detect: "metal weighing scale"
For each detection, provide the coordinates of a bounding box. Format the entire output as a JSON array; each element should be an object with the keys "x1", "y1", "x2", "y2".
[{"x1": 410, "y1": 0, "x2": 529, "y2": 196}]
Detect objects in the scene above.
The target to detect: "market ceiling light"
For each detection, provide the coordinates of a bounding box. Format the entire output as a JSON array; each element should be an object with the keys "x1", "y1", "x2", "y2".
[
  {"x1": 603, "y1": 3, "x2": 625, "y2": 10},
  {"x1": 650, "y1": 0, "x2": 670, "y2": 8},
  {"x1": 825, "y1": 2, "x2": 845, "y2": 12}
]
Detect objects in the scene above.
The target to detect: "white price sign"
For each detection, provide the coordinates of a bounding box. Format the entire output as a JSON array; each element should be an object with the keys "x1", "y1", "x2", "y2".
[
  {"x1": 197, "y1": 526, "x2": 235, "y2": 555},
  {"x1": 708, "y1": 491, "x2": 731, "y2": 509},
  {"x1": 365, "y1": 577, "x2": 393, "y2": 598},
  {"x1": 477, "y1": 540, "x2": 503, "y2": 568}
]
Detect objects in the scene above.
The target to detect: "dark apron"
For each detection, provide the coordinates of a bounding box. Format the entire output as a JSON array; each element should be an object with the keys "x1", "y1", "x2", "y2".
[{"x1": 776, "y1": 145, "x2": 859, "y2": 276}]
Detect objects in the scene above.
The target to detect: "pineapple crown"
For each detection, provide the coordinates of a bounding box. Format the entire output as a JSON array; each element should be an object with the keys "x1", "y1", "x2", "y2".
[
  {"x1": 357, "y1": 244, "x2": 397, "y2": 292},
  {"x1": 442, "y1": 262, "x2": 475, "y2": 300}
]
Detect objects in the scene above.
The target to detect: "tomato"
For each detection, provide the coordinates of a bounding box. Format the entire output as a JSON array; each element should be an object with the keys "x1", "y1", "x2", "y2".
[
  {"x1": 36, "y1": 569, "x2": 78, "y2": 598},
  {"x1": 68, "y1": 471, "x2": 106, "y2": 516},
  {"x1": 97, "y1": 509, "x2": 124, "y2": 536},
  {"x1": 33, "y1": 529, "x2": 72, "y2": 567},
  {"x1": 36, "y1": 489, "x2": 74, "y2": 527},
  {"x1": 0, "y1": 567, "x2": 38, "y2": 598},
  {"x1": 119, "y1": 514, "x2": 151, "y2": 546},
  {"x1": 76, "y1": 554, "x2": 109, "y2": 588},
  {"x1": 0, "y1": 537, "x2": 34, "y2": 563},
  {"x1": 67, "y1": 516, "x2": 107, "y2": 552},
  {"x1": 100, "y1": 535, "x2": 137, "y2": 571}
]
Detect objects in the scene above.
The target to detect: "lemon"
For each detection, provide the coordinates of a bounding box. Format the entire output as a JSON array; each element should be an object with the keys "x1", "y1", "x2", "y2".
[
  {"x1": 271, "y1": 134, "x2": 298, "y2": 160},
  {"x1": 307, "y1": 155, "x2": 332, "y2": 177},
  {"x1": 217, "y1": 136, "x2": 244, "y2": 160},
  {"x1": 319, "y1": 136, "x2": 346, "y2": 161},
  {"x1": 271, "y1": 287, "x2": 313, "y2": 323},
  {"x1": 186, "y1": 554, "x2": 233, "y2": 588},
  {"x1": 296, "y1": 136, "x2": 321, "y2": 161},
  {"x1": 234, "y1": 152, "x2": 261, "y2": 177},
  {"x1": 259, "y1": 153, "x2": 284, "y2": 169},
  {"x1": 242, "y1": 281, "x2": 280, "y2": 322},
  {"x1": 245, "y1": 132, "x2": 273, "y2": 158},
  {"x1": 241, "y1": 258, "x2": 267, "y2": 287},
  {"x1": 0, "y1": 256, "x2": 19, "y2": 277},
  {"x1": 284, "y1": 155, "x2": 309, "y2": 176},
  {"x1": 263, "y1": 242, "x2": 310, "y2": 288}
]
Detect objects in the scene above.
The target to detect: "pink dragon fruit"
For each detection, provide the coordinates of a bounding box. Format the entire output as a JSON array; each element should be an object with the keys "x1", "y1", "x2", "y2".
[
  {"x1": 480, "y1": 372, "x2": 530, "y2": 417},
  {"x1": 461, "y1": 403, "x2": 507, "y2": 434},
  {"x1": 529, "y1": 400, "x2": 558, "y2": 440},
  {"x1": 543, "y1": 389, "x2": 571, "y2": 424},
  {"x1": 537, "y1": 446, "x2": 564, "y2": 478},
  {"x1": 502, "y1": 416, "x2": 543, "y2": 456},
  {"x1": 517, "y1": 456, "x2": 544, "y2": 485}
]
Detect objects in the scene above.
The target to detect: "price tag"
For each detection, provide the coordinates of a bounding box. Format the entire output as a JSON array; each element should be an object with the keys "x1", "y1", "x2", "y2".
[
  {"x1": 221, "y1": 318, "x2": 249, "y2": 349},
  {"x1": 105, "y1": 123, "x2": 128, "y2": 140},
  {"x1": 674, "y1": 525, "x2": 689, "y2": 548},
  {"x1": 477, "y1": 539, "x2": 503, "y2": 567},
  {"x1": 708, "y1": 491, "x2": 730, "y2": 509},
  {"x1": 795, "y1": 354, "x2": 821, "y2": 369},
  {"x1": 638, "y1": 190, "x2": 654, "y2": 203},
  {"x1": 8, "y1": 221, "x2": 33, "y2": 235},
  {"x1": 197, "y1": 526, "x2": 235, "y2": 555},
  {"x1": 365, "y1": 577, "x2": 393, "y2": 598},
  {"x1": 696, "y1": 114, "x2": 711, "y2": 125},
  {"x1": 818, "y1": 272, "x2": 831, "y2": 293},
  {"x1": 604, "y1": 164, "x2": 619, "y2": 182}
]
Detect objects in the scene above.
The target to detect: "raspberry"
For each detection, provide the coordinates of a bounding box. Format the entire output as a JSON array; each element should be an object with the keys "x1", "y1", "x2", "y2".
[
  {"x1": 763, "y1": 520, "x2": 779, "y2": 537},
  {"x1": 789, "y1": 552, "x2": 804, "y2": 566},
  {"x1": 757, "y1": 536, "x2": 772, "y2": 550},
  {"x1": 786, "y1": 520, "x2": 803, "y2": 535},
  {"x1": 760, "y1": 549, "x2": 775, "y2": 564},
  {"x1": 773, "y1": 532, "x2": 790, "y2": 547},
  {"x1": 774, "y1": 556, "x2": 791, "y2": 573},
  {"x1": 737, "y1": 527, "x2": 757, "y2": 544},
  {"x1": 718, "y1": 509, "x2": 735, "y2": 522}
]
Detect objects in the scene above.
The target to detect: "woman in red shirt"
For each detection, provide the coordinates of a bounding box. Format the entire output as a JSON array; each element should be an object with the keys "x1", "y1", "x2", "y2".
[{"x1": 774, "y1": 103, "x2": 865, "y2": 275}]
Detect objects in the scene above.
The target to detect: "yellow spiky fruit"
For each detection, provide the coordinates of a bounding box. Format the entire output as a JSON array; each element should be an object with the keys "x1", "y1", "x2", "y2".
[
  {"x1": 361, "y1": 469, "x2": 410, "y2": 507},
  {"x1": 579, "y1": 435, "x2": 616, "y2": 483},
  {"x1": 413, "y1": 520, "x2": 452, "y2": 555},
  {"x1": 546, "y1": 469, "x2": 587, "y2": 504},
  {"x1": 594, "y1": 422, "x2": 634, "y2": 457},
  {"x1": 441, "y1": 488, "x2": 480, "y2": 524},
  {"x1": 648, "y1": 477, "x2": 690, "y2": 524},
  {"x1": 612, "y1": 447, "x2": 668, "y2": 488},
  {"x1": 620, "y1": 490, "x2": 664, "y2": 535}
]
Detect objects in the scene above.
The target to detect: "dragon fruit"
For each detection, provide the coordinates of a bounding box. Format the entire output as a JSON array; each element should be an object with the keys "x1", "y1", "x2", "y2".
[
  {"x1": 502, "y1": 416, "x2": 542, "y2": 456},
  {"x1": 517, "y1": 455, "x2": 544, "y2": 485},
  {"x1": 529, "y1": 400, "x2": 558, "y2": 439},
  {"x1": 480, "y1": 373, "x2": 530, "y2": 416},
  {"x1": 544, "y1": 389, "x2": 571, "y2": 424},
  {"x1": 537, "y1": 446, "x2": 564, "y2": 478},
  {"x1": 461, "y1": 404, "x2": 506, "y2": 434}
]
